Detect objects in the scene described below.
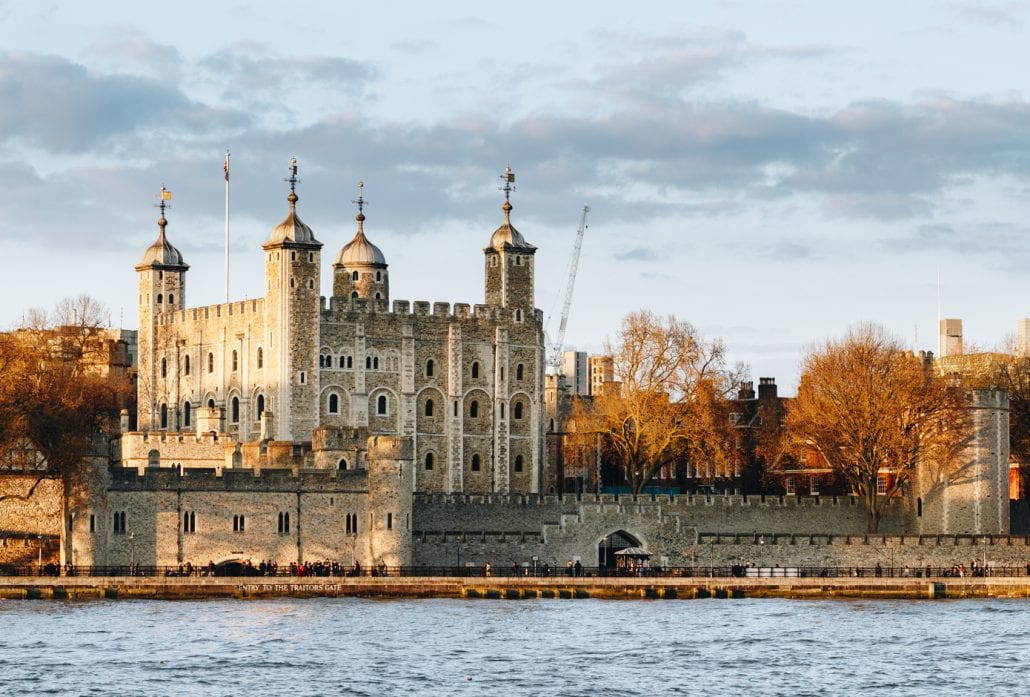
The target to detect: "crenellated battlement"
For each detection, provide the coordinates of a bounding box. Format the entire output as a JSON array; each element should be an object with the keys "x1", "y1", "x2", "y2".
[
  {"x1": 319, "y1": 296, "x2": 543, "y2": 326},
  {"x1": 107, "y1": 465, "x2": 368, "y2": 492},
  {"x1": 156, "y1": 298, "x2": 265, "y2": 326}
]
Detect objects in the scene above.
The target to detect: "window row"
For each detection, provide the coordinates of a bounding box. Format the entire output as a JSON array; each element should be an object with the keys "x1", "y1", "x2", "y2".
[
  {"x1": 158, "y1": 394, "x2": 267, "y2": 429},
  {"x1": 160, "y1": 348, "x2": 264, "y2": 379},
  {"x1": 419, "y1": 453, "x2": 523, "y2": 473}
]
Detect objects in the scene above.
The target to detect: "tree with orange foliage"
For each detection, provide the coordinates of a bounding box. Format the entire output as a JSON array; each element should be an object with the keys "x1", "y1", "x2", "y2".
[
  {"x1": 785, "y1": 324, "x2": 971, "y2": 532},
  {"x1": 0, "y1": 296, "x2": 129, "y2": 502},
  {"x1": 569, "y1": 311, "x2": 744, "y2": 495}
]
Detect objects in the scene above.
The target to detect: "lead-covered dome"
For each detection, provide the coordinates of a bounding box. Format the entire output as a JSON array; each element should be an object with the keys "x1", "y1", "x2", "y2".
[
  {"x1": 137, "y1": 215, "x2": 188, "y2": 270},
  {"x1": 486, "y1": 200, "x2": 536, "y2": 252},
  {"x1": 336, "y1": 212, "x2": 386, "y2": 266},
  {"x1": 266, "y1": 192, "x2": 319, "y2": 246}
]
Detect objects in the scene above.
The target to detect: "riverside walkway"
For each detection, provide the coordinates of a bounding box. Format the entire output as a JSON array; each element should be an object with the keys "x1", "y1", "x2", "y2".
[{"x1": 3, "y1": 574, "x2": 1030, "y2": 600}]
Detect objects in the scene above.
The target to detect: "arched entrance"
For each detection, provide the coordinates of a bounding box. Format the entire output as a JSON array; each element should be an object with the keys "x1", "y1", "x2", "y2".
[{"x1": 598, "y1": 530, "x2": 641, "y2": 569}]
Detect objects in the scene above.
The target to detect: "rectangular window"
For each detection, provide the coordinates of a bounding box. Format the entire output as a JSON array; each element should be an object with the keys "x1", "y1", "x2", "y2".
[
  {"x1": 233, "y1": 514, "x2": 245, "y2": 532},
  {"x1": 113, "y1": 511, "x2": 127, "y2": 534},
  {"x1": 387, "y1": 512, "x2": 393, "y2": 530},
  {"x1": 89, "y1": 514, "x2": 95, "y2": 533},
  {"x1": 876, "y1": 475, "x2": 888, "y2": 495},
  {"x1": 784, "y1": 477, "x2": 795, "y2": 495}
]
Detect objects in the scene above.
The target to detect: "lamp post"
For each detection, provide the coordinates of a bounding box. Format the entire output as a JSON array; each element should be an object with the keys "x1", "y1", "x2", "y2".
[
  {"x1": 37, "y1": 535, "x2": 42, "y2": 575},
  {"x1": 128, "y1": 532, "x2": 136, "y2": 576}
]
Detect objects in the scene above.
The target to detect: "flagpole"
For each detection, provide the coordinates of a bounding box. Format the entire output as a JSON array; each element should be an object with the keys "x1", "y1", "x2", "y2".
[{"x1": 224, "y1": 150, "x2": 230, "y2": 304}]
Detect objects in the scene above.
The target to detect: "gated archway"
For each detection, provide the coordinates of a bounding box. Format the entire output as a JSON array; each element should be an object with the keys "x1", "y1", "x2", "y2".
[{"x1": 598, "y1": 530, "x2": 641, "y2": 569}]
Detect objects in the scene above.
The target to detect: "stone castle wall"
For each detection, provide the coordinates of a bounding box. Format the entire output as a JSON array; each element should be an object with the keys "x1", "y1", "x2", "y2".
[
  {"x1": 410, "y1": 493, "x2": 908, "y2": 568},
  {"x1": 0, "y1": 475, "x2": 61, "y2": 564}
]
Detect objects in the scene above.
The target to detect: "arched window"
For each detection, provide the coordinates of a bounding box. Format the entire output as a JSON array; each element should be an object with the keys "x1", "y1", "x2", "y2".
[
  {"x1": 514, "y1": 455, "x2": 524, "y2": 473},
  {"x1": 346, "y1": 356, "x2": 353, "y2": 369},
  {"x1": 184, "y1": 355, "x2": 191, "y2": 375},
  {"x1": 339, "y1": 356, "x2": 346, "y2": 368},
  {"x1": 256, "y1": 348, "x2": 263, "y2": 369},
  {"x1": 374, "y1": 292, "x2": 381, "y2": 300},
  {"x1": 231, "y1": 396, "x2": 240, "y2": 423},
  {"x1": 351, "y1": 291, "x2": 358, "y2": 299},
  {"x1": 157, "y1": 293, "x2": 163, "y2": 304},
  {"x1": 471, "y1": 454, "x2": 481, "y2": 472},
  {"x1": 183, "y1": 401, "x2": 191, "y2": 428},
  {"x1": 373, "y1": 357, "x2": 379, "y2": 370},
  {"x1": 256, "y1": 394, "x2": 265, "y2": 419},
  {"x1": 160, "y1": 357, "x2": 167, "y2": 379},
  {"x1": 319, "y1": 355, "x2": 325, "y2": 368},
  {"x1": 168, "y1": 294, "x2": 174, "y2": 305},
  {"x1": 231, "y1": 350, "x2": 238, "y2": 372},
  {"x1": 352, "y1": 270, "x2": 359, "y2": 281},
  {"x1": 469, "y1": 400, "x2": 479, "y2": 418},
  {"x1": 514, "y1": 309, "x2": 522, "y2": 322},
  {"x1": 328, "y1": 393, "x2": 339, "y2": 414},
  {"x1": 500, "y1": 403, "x2": 505, "y2": 419},
  {"x1": 159, "y1": 403, "x2": 168, "y2": 429},
  {"x1": 426, "y1": 359, "x2": 434, "y2": 377},
  {"x1": 376, "y1": 270, "x2": 382, "y2": 282},
  {"x1": 338, "y1": 458, "x2": 348, "y2": 471},
  {"x1": 148, "y1": 449, "x2": 160, "y2": 468},
  {"x1": 366, "y1": 356, "x2": 372, "y2": 369},
  {"x1": 515, "y1": 256, "x2": 522, "y2": 266},
  {"x1": 425, "y1": 399, "x2": 434, "y2": 417},
  {"x1": 514, "y1": 402, "x2": 524, "y2": 420},
  {"x1": 516, "y1": 364, "x2": 524, "y2": 381},
  {"x1": 207, "y1": 398, "x2": 215, "y2": 408},
  {"x1": 207, "y1": 352, "x2": 214, "y2": 374},
  {"x1": 471, "y1": 361, "x2": 479, "y2": 379},
  {"x1": 377, "y1": 395, "x2": 388, "y2": 415},
  {"x1": 425, "y1": 452, "x2": 434, "y2": 470}
]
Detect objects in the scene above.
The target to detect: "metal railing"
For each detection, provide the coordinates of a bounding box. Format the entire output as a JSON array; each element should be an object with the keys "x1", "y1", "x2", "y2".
[{"x1": 3, "y1": 563, "x2": 1029, "y2": 579}]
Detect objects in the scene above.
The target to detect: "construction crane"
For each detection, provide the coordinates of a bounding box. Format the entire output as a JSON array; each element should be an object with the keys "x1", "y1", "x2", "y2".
[{"x1": 547, "y1": 205, "x2": 590, "y2": 374}]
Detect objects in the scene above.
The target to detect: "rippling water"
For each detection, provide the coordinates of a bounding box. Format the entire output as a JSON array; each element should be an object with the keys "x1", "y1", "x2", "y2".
[{"x1": 2, "y1": 598, "x2": 1028, "y2": 696}]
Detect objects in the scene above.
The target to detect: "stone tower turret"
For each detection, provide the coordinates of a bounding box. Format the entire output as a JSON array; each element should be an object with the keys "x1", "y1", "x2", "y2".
[
  {"x1": 366, "y1": 435, "x2": 414, "y2": 567},
  {"x1": 262, "y1": 158, "x2": 323, "y2": 441},
  {"x1": 911, "y1": 388, "x2": 1010, "y2": 535},
  {"x1": 484, "y1": 165, "x2": 536, "y2": 314},
  {"x1": 333, "y1": 183, "x2": 389, "y2": 303},
  {"x1": 135, "y1": 186, "x2": 188, "y2": 431}
]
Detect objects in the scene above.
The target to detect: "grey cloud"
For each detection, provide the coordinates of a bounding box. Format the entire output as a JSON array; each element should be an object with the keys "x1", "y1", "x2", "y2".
[
  {"x1": 199, "y1": 43, "x2": 376, "y2": 104},
  {"x1": 0, "y1": 51, "x2": 247, "y2": 153},
  {"x1": 951, "y1": 1, "x2": 1025, "y2": 26},
  {"x1": 616, "y1": 247, "x2": 661, "y2": 262},
  {"x1": 878, "y1": 220, "x2": 1030, "y2": 257},
  {"x1": 84, "y1": 29, "x2": 184, "y2": 75},
  {"x1": 756, "y1": 241, "x2": 817, "y2": 261}
]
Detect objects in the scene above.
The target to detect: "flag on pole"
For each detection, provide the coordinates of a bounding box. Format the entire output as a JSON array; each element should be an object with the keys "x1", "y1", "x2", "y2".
[{"x1": 224, "y1": 151, "x2": 230, "y2": 181}]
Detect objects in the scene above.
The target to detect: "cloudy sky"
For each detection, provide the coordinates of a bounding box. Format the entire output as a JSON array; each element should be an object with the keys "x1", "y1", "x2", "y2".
[{"x1": 2, "y1": 1, "x2": 1029, "y2": 393}]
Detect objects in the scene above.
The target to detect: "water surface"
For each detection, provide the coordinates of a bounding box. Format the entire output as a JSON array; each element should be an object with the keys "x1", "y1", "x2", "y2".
[{"x1": 1, "y1": 598, "x2": 1026, "y2": 696}]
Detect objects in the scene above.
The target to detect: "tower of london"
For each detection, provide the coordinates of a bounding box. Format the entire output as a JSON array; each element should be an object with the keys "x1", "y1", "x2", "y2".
[{"x1": 126, "y1": 162, "x2": 545, "y2": 495}]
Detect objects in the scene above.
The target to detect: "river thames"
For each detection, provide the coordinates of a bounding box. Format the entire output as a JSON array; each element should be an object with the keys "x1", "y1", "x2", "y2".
[{"x1": 1, "y1": 598, "x2": 1027, "y2": 696}]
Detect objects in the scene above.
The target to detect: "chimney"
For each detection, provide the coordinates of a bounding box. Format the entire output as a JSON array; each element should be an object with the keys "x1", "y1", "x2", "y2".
[{"x1": 758, "y1": 377, "x2": 777, "y2": 400}]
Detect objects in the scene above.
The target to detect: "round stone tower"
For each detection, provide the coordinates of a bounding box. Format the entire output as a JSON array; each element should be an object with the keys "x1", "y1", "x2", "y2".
[{"x1": 366, "y1": 435, "x2": 413, "y2": 568}]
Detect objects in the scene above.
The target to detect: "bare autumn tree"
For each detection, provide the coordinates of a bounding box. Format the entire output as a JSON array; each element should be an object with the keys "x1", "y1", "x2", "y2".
[
  {"x1": 569, "y1": 311, "x2": 745, "y2": 495},
  {"x1": 0, "y1": 296, "x2": 128, "y2": 502},
  {"x1": 785, "y1": 323, "x2": 972, "y2": 532}
]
